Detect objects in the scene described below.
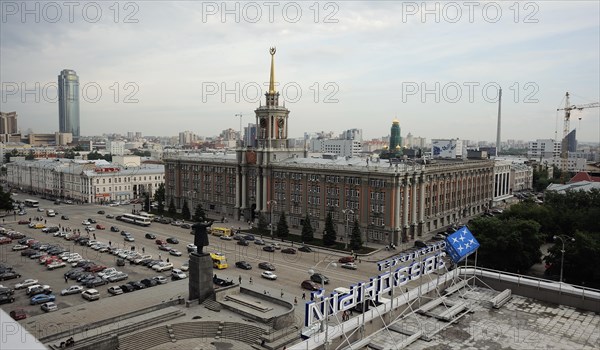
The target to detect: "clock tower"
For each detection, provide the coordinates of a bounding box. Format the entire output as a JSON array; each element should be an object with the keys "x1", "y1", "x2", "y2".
[{"x1": 255, "y1": 47, "x2": 290, "y2": 150}]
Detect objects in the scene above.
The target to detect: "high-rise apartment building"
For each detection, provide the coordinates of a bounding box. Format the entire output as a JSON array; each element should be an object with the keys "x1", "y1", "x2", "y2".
[
  {"x1": 58, "y1": 69, "x2": 80, "y2": 139},
  {"x1": 0, "y1": 111, "x2": 18, "y2": 134}
]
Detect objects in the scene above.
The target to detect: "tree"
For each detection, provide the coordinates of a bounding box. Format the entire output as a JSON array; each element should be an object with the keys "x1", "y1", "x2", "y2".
[
  {"x1": 153, "y1": 183, "x2": 165, "y2": 214},
  {"x1": 350, "y1": 219, "x2": 363, "y2": 251},
  {"x1": 469, "y1": 217, "x2": 543, "y2": 272},
  {"x1": 192, "y1": 203, "x2": 206, "y2": 222},
  {"x1": 301, "y1": 214, "x2": 314, "y2": 243},
  {"x1": 181, "y1": 200, "x2": 191, "y2": 221},
  {"x1": 167, "y1": 197, "x2": 176, "y2": 215},
  {"x1": 0, "y1": 185, "x2": 13, "y2": 212},
  {"x1": 257, "y1": 212, "x2": 268, "y2": 236},
  {"x1": 276, "y1": 211, "x2": 289, "y2": 239},
  {"x1": 323, "y1": 211, "x2": 337, "y2": 246},
  {"x1": 544, "y1": 231, "x2": 600, "y2": 287},
  {"x1": 25, "y1": 150, "x2": 35, "y2": 160}
]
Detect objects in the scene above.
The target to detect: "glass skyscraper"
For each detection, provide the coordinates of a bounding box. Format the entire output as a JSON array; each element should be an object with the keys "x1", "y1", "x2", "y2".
[{"x1": 58, "y1": 69, "x2": 80, "y2": 139}]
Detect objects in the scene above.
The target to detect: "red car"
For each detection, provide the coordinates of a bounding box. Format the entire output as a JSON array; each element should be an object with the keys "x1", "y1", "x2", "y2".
[
  {"x1": 96, "y1": 224, "x2": 105, "y2": 230},
  {"x1": 0, "y1": 237, "x2": 12, "y2": 245},
  {"x1": 18, "y1": 220, "x2": 29, "y2": 225},
  {"x1": 10, "y1": 309, "x2": 27, "y2": 320},
  {"x1": 155, "y1": 239, "x2": 166, "y2": 245},
  {"x1": 301, "y1": 280, "x2": 321, "y2": 291},
  {"x1": 338, "y1": 256, "x2": 355, "y2": 263},
  {"x1": 86, "y1": 265, "x2": 107, "y2": 273}
]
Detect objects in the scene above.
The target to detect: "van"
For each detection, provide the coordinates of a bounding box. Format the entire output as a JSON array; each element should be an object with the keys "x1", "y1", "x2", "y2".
[{"x1": 46, "y1": 209, "x2": 56, "y2": 217}]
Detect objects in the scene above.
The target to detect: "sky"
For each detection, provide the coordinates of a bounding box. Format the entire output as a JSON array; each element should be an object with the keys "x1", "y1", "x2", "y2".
[{"x1": 1, "y1": 1, "x2": 599, "y2": 143}]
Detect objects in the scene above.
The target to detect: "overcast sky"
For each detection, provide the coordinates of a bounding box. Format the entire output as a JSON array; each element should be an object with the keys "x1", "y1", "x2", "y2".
[{"x1": 1, "y1": 1, "x2": 599, "y2": 143}]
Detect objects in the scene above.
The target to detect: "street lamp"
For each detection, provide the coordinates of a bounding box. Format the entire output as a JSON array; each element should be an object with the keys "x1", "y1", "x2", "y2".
[
  {"x1": 553, "y1": 235, "x2": 575, "y2": 283},
  {"x1": 267, "y1": 200, "x2": 277, "y2": 239},
  {"x1": 342, "y1": 209, "x2": 354, "y2": 250},
  {"x1": 308, "y1": 261, "x2": 337, "y2": 350}
]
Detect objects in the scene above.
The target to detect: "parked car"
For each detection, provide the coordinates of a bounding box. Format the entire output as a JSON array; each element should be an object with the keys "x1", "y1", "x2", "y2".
[
  {"x1": 158, "y1": 245, "x2": 172, "y2": 252},
  {"x1": 108, "y1": 272, "x2": 128, "y2": 283},
  {"x1": 155, "y1": 239, "x2": 166, "y2": 245},
  {"x1": 61, "y1": 285, "x2": 84, "y2": 296},
  {"x1": 106, "y1": 214, "x2": 115, "y2": 219},
  {"x1": 244, "y1": 234, "x2": 255, "y2": 241},
  {"x1": 81, "y1": 289, "x2": 100, "y2": 301},
  {"x1": 0, "y1": 293, "x2": 16, "y2": 304},
  {"x1": 108, "y1": 286, "x2": 123, "y2": 295},
  {"x1": 119, "y1": 284, "x2": 135, "y2": 293},
  {"x1": 310, "y1": 273, "x2": 329, "y2": 284},
  {"x1": 140, "y1": 278, "x2": 158, "y2": 288},
  {"x1": 81, "y1": 220, "x2": 91, "y2": 225},
  {"x1": 169, "y1": 249, "x2": 182, "y2": 256},
  {"x1": 0, "y1": 271, "x2": 22, "y2": 281},
  {"x1": 15, "y1": 279, "x2": 38, "y2": 289},
  {"x1": 61, "y1": 215, "x2": 69, "y2": 220},
  {"x1": 186, "y1": 243, "x2": 197, "y2": 252},
  {"x1": 41, "y1": 301, "x2": 58, "y2": 312},
  {"x1": 152, "y1": 276, "x2": 168, "y2": 284},
  {"x1": 110, "y1": 226, "x2": 120, "y2": 232},
  {"x1": 152, "y1": 262, "x2": 174, "y2": 272},
  {"x1": 124, "y1": 235, "x2": 135, "y2": 242},
  {"x1": 282, "y1": 248, "x2": 297, "y2": 254},
  {"x1": 26, "y1": 285, "x2": 52, "y2": 296},
  {"x1": 180, "y1": 262, "x2": 189, "y2": 271},
  {"x1": 12, "y1": 245, "x2": 29, "y2": 251},
  {"x1": 254, "y1": 239, "x2": 265, "y2": 245},
  {"x1": 9, "y1": 309, "x2": 27, "y2": 320},
  {"x1": 169, "y1": 269, "x2": 186, "y2": 280},
  {"x1": 30, "y1": 294, "x2": 56, "y2": 305},
  {"x1": 235, "y1": 261, "x2": 252, "y2": 270},
  {"x1": 47, "y1": 261, "x2": 67, "y2": 270},
  {"x1": 96, "y1": 224, "x2": 105, "y2": 230},
  {"x1": 86, "y1": 278, "x2": 107, "y2": 288},
  {"x1": 261, "y1": 271, "x2": 278, "y2": 280},
  {"x1": 301, "y1": 280, "x2": 321, "y2": 291},
  {"x1": 258, "y1": 262, "x2": 276, "y2": 271}
]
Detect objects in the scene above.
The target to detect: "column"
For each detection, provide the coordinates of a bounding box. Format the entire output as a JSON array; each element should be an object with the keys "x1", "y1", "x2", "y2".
[
  {"x1": 411, "y1": 175, "x2": 417, "y2": 237},
  {"x1": 234, "y1": 168, "x2": 241, "y2": 220},
  {"x1": 419, "y1": 174, "x2": 425, "y2": 236},
  {"x1": 241, "y1": 169, "x2": 247, "y2": 209},
  {"x1": 394, "y1": 175, "x2": 401, "y2": 245},
  {"x1": 255, "y1": 168, "x2": 262, "y2": 213},
  {"x1": 263, "y1": 172, "x2": 268, "y2": 213},
  {"x1": 403, "y1": 177, "x2": 410, "y2": 228}
]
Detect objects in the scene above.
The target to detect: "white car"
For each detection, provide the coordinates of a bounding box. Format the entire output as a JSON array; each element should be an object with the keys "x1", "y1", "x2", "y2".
[
  {"x1": 133, "y1": 255, "x2": 152, "y2": 264},
  {"x1": 152, "y1": 276, "x2": 168, "y2": 284},
  {"x1": 37, "y1": 207, "x2": 45, "y2": 212},
  {"x1": 341, "y1": 262, "x2": 358, "y2": 270},
  {"x1": 85, "y1": 226, "x2": 96, "y2": 232},
  {"x1": 15, "y1": 279, "x2": 39, "y2": 289},
  {"x1": 41, "y1": 302, "x2": 58, "y2": 312},
  {"x1": 152, "y1": 262, "x2": 174, "y2": 272},
  {"x1": 82, "y1": 289, "x2": 100, "y2": 301},
  {"x1": 12, "y1": 244, "x2": 29, "y2": 251},
  {"x1": 61, "y1": 285, "x2": 84, "y2": 296},
  {"x1": 98, "y1": 268, "x2": 117, "y2": 278},
  {"x1": 261, "y1": 271, "x2": 278, "y2": 280},
  {"x1": 171, "y1": 269, "x2": 187, "y2": 280},
  {"x1": 169, "y1": 249, "x2": 182, "y2": 257},
  {"x1": 108, "y1": 286, "x2": 123, "y2": 295},
  {"x1": 47, "y1": 261, "x2": 66, "y2": 270},
  {"x1": 81, "y1": 220, "x2": 91, "y2": 225},
  {"x1": 180, "y1": 262, "x2": 189, "y2": 271}
]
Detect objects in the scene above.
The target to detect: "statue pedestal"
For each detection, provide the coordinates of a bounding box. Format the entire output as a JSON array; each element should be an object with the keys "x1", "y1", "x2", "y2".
[{"x1": 189, "y1": 252, "x2": 214, "y2": 302}]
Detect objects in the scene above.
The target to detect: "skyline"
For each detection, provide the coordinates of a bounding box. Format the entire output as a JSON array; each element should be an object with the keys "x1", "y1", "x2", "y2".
[{"x1": 1, "y1": 1, "x2": 599, "y2": 142}]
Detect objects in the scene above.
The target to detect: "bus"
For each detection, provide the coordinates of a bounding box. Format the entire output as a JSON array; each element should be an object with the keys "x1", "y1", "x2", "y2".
[
  {"x1": 24, "y1": 199, "x2": 40, "y2": 208},
  {"x1": 210, "y1": 227, "x2": 232, "y2": 238},
  {"x1": 138, "y1": 212, "x2": 155, "y2": 220},
  {"x1": 210, "y1": 252, "x2": 228, "y2": 269},
  {"x1": 116, "y1": 213, "x2": 152, "y2": 227}
]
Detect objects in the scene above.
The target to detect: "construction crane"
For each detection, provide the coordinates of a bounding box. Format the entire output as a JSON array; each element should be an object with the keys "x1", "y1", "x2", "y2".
[
  {"x1": 557, "y1": 92, "x2": 600, "y2": 140},
  {"x1": 556, "y1": 92, "x2": 599, "y2": 159}
]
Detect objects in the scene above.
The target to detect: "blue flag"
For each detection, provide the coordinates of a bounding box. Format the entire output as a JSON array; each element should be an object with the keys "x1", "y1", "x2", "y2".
[{"x1": 445, "y1": 226, "x2": 480, "y2": 263}]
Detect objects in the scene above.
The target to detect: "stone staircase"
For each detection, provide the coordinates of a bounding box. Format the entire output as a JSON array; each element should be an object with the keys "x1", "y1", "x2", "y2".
[
  {"x1": 220, "y1": 322, "x2": 266, "y2": 344},
  {"x1": 170, "y1": 321, "x2": 221, "y2": 339},
  {"x1": 202, "y1": 298, "x2": 222, "y2": 312},
  {"x1": 258, "y1": 325, "x2": 301, "y2": 350},
  {"x1": 117, "y1": 325, "x2": 174, "y2": 350}
]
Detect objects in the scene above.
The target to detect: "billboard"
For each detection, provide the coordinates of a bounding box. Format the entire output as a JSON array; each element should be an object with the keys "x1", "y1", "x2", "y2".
[{"x1": 432, "y1": 139, "x2": 463, "y2": 158}]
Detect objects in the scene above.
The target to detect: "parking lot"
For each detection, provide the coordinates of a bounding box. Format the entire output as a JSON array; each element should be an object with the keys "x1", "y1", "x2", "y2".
[{"x1": 0, "y1": 200, "x2": 192, "y2": 319}]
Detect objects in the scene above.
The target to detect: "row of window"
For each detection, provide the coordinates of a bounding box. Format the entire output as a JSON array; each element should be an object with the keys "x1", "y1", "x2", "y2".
[
  {"x1": 370, "y1": 191, "x2": 385, "y2": 201},
  {"x1": 94, "y1": 175, "x2": 162, "y2": 184}
]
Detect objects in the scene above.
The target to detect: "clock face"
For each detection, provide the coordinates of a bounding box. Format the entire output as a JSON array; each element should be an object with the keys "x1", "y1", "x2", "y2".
[
  {"x1": 277, "y1": 118, "x2": 284, "y2": 127},
  {"x1": 260, "y1": 118, "x2": 267, "y2": 127}
]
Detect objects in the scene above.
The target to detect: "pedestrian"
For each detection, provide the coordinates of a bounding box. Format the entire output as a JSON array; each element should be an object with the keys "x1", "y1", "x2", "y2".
[
  {"x1": 64, "y1": 275, "x2": 68, "y2": 283},
  {"x1": 238, "y1": 275, "x2": 242, "y2": 284},
  {"x1": 44, "y1": 219, "x2": 47, "y2": 224},
  {"x1": 249, "y1": 277, "x2": 253, "y2": 284},
  {"x1": 142, "y1": 247, "x2": 145, "y2": 253},
  {"x1": 264, "y1": 290, "x2": 267, "y2": 295},
  {"x1": 294, "y1": 297, "x2": 298, "y2": 305},
  {"x1": 302, "y1": 292, "x2": 306, "y2": 300},
  {"x1": 109, "y1": 241, "x2": 112, "y2": 246},
  {"x1": 93, "y1": 233, "x2": 96, "y2": 240},
  {"x1": 167, "y1": 258, "x2": 170, "y2": 263},
  {"x1": 159, "y1": 254, "x2": 162, "y2": 260},
  {"x1": 280, "y1": 289, "x2": 284, "y2": 298}
]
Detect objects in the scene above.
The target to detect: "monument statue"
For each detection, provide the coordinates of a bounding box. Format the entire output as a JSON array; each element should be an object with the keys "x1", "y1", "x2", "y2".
[{"x1": 192, "y1": 221, "x2": 212, "y2": 253}]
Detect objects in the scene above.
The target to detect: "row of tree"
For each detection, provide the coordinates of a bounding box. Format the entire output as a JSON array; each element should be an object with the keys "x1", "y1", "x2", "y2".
[{"x1": 469, "y1": 190, "x2": 600, "y2": 288}]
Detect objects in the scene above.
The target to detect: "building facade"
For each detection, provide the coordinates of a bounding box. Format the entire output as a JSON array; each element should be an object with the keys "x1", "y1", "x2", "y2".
[
  {"x1": 5, "y1": 159, "x2": 164, "y2": 204},
  {"x1": 58, "y1": 69, "x2": 80, "y2": 139},
  {"x1": 163, "y1": 50, "x2": 495, "y2": 246},
  {"x1": 527, "y1": 139, "x2": 560, "y2": 159},
  {"x1": 0, "y1": 111, "x2": 18, "y2": 134}
]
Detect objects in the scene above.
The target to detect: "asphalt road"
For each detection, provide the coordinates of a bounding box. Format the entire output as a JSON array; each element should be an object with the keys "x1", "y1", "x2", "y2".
[{"x1": 1, "y1": 195, "x2": 383, "y2": 319}]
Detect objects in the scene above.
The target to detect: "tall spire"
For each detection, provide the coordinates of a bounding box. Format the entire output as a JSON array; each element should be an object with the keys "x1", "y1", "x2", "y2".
[{"x1": 269, "y1": 47, "x2": 276, "y2": 93}]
